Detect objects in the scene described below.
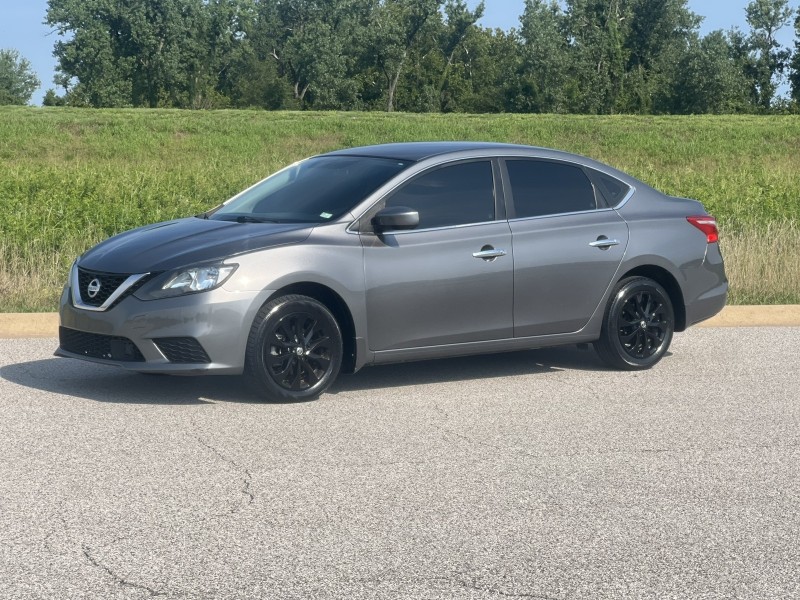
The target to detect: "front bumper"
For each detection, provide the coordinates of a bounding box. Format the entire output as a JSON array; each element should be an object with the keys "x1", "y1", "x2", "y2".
[{"x1": 56, "y1": 284, "x2": 271, "y2": 374}]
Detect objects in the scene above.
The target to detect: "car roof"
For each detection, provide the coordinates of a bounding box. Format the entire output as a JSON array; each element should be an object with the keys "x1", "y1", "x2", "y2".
[
  {"x1": 321, "y1": 141, "x2": 550, "y2": 162},
  {"x1": 319, "y1": 141, "x2": 648, "y2": 191}
]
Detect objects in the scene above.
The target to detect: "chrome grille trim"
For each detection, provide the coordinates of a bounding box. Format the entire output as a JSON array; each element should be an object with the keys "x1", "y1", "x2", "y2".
[{"x1": 70, "y1": 264, "x2": 150, "y2": 312}]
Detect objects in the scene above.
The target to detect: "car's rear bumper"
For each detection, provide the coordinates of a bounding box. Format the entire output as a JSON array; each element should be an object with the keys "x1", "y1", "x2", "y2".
[
  {"x1": 685, "y1": 242, "x2": 728, "y2": 327},
  {"x1": 56, "y1": 284, "x2": 270, "y2": 374},
  {"x1": 685, "y1": 281, "x2": 728, "y2": 326}
]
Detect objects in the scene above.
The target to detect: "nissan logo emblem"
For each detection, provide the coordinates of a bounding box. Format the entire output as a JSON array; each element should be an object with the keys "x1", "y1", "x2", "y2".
[{"x1": 87, "y1": 278, "x2": 102, "y2": 299}]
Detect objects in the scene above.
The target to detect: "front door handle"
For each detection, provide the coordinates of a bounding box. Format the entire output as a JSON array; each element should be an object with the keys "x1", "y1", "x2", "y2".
[
  {"x1": 473, "y1": 245, "x2": 507, "y2": 261},
  {"x1": 589, "y1": 237, "x2": 620, "y2": 249}
]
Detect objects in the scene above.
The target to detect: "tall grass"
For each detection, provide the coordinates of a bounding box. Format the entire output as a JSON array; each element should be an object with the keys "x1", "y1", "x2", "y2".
[
  {"x1": 720, "y1": 221, "x2": 800, "y2": 305},
  {"x1": 1, "y1": 107, "x2": 798, "y2": 311}
]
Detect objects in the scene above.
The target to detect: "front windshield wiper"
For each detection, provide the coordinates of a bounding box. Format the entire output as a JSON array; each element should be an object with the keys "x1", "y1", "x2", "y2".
[
  {"x1": 237, "y1": 215, "x2": 276, "y2": 223},
  {"x1": 215, "y1": 215, "x2": 281, "y2": 224}
]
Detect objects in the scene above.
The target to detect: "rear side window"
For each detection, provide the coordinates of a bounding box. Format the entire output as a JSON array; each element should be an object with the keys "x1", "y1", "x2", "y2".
[
  {"x1": 385, "y1": 161, "x2": 495, "y2": 229},
  {"x1": 592, "y1": 170, "x2": 631, "y2": 206},
  {"x1": 505, "y1": 159, "x2": 597, "y2": 218}
]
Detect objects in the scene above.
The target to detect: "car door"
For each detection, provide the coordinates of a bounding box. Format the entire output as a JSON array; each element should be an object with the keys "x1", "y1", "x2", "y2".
[
  {"x1": 360, "y1": 159, "x2": 513, "y2": 352},
  {"x1": 503, "y1": 158, "x2": 630, "y2": 337}
]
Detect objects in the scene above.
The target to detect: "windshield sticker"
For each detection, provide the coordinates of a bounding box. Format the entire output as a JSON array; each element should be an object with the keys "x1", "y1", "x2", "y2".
[{"x1": 320, "y1": 212, "x2": 333, "y2": 219}]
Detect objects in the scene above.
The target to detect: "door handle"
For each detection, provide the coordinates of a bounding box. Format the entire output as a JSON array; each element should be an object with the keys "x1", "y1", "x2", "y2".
[
  {"x1": 589, "y1": 237, "x2": 620, "y2": 249},
  {"x1": 473, "y1": 246, "x2": 507, "y2": 261}
]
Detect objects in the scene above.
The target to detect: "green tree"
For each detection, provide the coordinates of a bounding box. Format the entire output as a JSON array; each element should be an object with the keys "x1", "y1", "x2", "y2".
[
  {"x1": 564, "y1": 0, "x2": 630, "y2": 114},
  {"x1": 745, "y1": 0, "x2": 793, "y2": 110},
  {"x1": 226, "y1": 51, "x2": 292, "y2": 109},
  {"x1": 46, "y1": 0, "x2": 254, "y2": 108},
  {"x1": 124, "y1": 0, "x2": 208, "y2": 108},
  {"x1": 263, "y1": 0, "x2": 376, "y2": 109},
  {"x1": 669, "y1": 30, "x2": 750, "y2": 113},
  {"x1": 436, "y1": 0, "x2": 484, "y2": 111},
  {"x1": 47, "y1": 0, "x2": 136, "y2": 106},
  {"x1": 369, "y1": 0, "x2": 440, "y2": 112},
  {"x1": 183, "y1": 0, "x2": 255, "y2": 109},
  {"x1": 723, "y1": 26, "x2": 757, "y2": 111},
  {"x1": 42, "y1": 88, "x2": 66, "y2": 106},
  {"x1": 622, "y1": 0, "x2": 701, "y2": 113},
  {"x1": 518, "y1": 0, "x2": 570, "y2": 113},
  {"x1": 386, "y1": 0, "x2": 486, "y2": 113},
  {"x1": 789, "y1": 9, "x2": 800, "y2": 102},
  {"x1": 452, "y1": 27, "x2": 523, "y2": 113},
  {"x1": 0, "y1": 49, "x2": 40, "y2": 105}
]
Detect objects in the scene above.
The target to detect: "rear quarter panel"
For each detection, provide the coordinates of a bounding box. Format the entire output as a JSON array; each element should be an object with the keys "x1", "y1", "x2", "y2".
[{"x1": 614, "y1": 189, "x2": 727, "y2": 325}]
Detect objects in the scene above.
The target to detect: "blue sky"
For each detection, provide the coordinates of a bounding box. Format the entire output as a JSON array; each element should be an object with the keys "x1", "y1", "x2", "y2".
[{"x1": 1, "y1": 0, "x2": 797, "y2": 105}]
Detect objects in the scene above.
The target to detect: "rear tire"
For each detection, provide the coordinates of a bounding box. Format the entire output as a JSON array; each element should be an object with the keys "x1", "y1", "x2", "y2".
[
  {"x1": 594, "y1": 277, "x2": 675, "y2": 370},
  {"x1": 244, "y1": 294, "x2": 342, "y2": 402}
]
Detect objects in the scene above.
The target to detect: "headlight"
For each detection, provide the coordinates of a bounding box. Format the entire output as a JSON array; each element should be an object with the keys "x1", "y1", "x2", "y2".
[
  {"x1": 163, "y1": 265, "x2": 236, "y2": 293},
  {"x1": 136, "y1": 263, "x2": 238, "y2": 300}
]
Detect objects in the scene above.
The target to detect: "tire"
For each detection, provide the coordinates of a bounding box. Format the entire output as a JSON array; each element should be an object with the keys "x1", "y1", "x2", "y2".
[
  {"x1": 594, "y1": 276, "x2": 675, "y2": 370},
  {"x1": 244, "y1": 294, "x2": 343, "y2": 402}
]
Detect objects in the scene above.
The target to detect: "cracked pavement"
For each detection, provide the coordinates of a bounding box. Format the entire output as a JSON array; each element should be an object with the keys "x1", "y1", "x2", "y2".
[{"x1": 1, "y1": 328, "x2": 799, "y2": 599}]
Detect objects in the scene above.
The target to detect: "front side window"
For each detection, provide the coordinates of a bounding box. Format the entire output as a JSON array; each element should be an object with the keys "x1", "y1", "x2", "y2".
[
  {"x1": 506, "y1": 159, "x2": 597, "y2": 218},
  {"x1": 211, "y1": 156, "x2": 410, "y2": 223},
  {"x1": 384, "y1": 161, "x2": 495, "y2": 229}
]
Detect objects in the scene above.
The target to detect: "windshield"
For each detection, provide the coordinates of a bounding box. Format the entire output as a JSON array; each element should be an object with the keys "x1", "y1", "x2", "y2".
[{"x1": 209, "y1": 156, "x2": 410, "y2": 223}]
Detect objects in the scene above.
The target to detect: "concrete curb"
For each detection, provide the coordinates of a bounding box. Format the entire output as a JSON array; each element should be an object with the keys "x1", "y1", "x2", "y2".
[
  {"x1": 695, "y1": 305, "x2": 800, "y2": 328},
  {"x1": 1, "y1": 306, "x2": 799, "y2": 339},
  {"x1": 0, "y1": 313, "x2": 61, "y2": 339}
]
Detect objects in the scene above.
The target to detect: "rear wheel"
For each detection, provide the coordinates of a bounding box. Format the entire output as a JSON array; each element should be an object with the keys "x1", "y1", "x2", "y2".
[
  {"x1": 244, "y1": 294, "x2": 342, "y2": 402},
  {"x1": 594, "y1": 277, "x2": 675, "y2": 370}
]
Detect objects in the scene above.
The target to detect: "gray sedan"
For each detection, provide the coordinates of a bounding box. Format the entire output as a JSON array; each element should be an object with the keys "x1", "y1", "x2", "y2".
[{"x1": 57, "y1": 142, "x2": 727, "y2": 401}]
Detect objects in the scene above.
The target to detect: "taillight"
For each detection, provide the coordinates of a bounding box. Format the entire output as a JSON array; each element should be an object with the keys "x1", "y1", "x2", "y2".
[{"x1": 687, "y1": 215, "x2": 719, "y2": 243}]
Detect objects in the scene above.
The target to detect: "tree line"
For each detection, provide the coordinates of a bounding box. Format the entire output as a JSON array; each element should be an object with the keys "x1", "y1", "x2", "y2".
[{"x1": 29, "y1": 0, "x2": 800, "y2": 113}]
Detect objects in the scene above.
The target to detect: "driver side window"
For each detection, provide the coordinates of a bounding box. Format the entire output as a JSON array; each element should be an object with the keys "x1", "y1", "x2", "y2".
[{"x1": 384, "y1": 161, "x2": 495, "y2": 230}]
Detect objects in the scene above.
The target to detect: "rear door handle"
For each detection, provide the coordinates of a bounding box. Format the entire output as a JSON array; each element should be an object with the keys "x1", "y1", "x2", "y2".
[
  {"x1": 473, "y1": 246, "x2": 507, "y2": 261},
  {"x1": 589, "y1": 238, "x2": 620, "y2": 249}
]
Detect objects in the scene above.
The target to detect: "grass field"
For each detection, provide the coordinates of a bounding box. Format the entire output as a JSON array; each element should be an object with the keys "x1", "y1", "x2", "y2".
[{"x1": 1, "y1": 106, "x2": 798, "y2": 311}]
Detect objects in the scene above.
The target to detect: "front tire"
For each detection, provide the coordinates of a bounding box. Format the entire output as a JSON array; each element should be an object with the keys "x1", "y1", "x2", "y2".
[
  {"x1": 594, "y1": 277, "x2": 675, "y2": 370},
  {"x1": 244, "y1": 294, "x2": 343, "y2": 402}
]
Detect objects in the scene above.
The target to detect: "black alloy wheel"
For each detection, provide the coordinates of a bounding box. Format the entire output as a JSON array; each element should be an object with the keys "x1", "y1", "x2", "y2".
[
  {"x1": 245, "y1": 294, "x2": 342, "y2": 401},
  {"x1": 594, "y1": 276, "x2": 675, "y2": 370},
  {"x1": 268, "y1": 312, "x2": 333, "y2": 390}
]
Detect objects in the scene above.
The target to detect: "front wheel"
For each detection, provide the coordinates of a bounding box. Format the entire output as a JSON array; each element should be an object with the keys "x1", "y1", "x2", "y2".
[
  {"x1": 594, "y1": 277, "x2": 675, "y2": 370},
  {"x1": 244, "y1": 294, "x2": 343, "y2": 402}
]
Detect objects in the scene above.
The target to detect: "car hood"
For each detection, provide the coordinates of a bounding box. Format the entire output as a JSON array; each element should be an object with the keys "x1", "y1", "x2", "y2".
[{"x1": 78, "y1": 217, "x2": 314, "y2": 273}]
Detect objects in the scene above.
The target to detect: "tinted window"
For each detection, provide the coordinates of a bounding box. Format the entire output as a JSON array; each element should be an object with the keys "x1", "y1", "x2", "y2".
[
  {"x1": 506, "y1": 160, "x2": 597, "y2": 218},
  {"x1": 384, "y1": 161, "x2": 495, "y2": 229},
  {"x1": 593, "y1": 171, "x2": 631, "y2": 206},
  {"x1": 211, "y1": 156, "x2": 410, "y2": 223}
]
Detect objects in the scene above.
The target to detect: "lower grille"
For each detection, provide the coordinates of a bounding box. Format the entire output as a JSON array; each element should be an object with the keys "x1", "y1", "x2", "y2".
[
  {"x1": 153, "y1": 337, "x2": 211, "y2": 364},
  {"x1": 59, "y1": 327, "x2": 145, "y2": 362}
]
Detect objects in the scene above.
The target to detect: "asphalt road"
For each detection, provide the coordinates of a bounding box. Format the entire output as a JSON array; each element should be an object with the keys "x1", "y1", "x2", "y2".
[{"x1": 1, "y1": 328, "x2": 799, "y2": 600}]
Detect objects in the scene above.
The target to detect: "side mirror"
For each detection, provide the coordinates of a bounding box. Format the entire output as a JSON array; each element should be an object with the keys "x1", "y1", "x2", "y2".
[{"x1": 371, "y1": 206, "x2": 420, "y2": 232}]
